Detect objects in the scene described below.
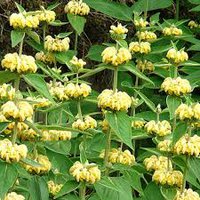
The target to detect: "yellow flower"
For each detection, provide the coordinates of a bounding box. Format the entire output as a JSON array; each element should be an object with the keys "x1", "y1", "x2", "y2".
[
  {"x1": 35, "y1": 51, "x2": 55, "y2": 64},
  {"x1": 98, "y1": 89, "x2": 132, "y2": 111},
  {"x1": 48, "y1": 181, "x2": 63, "y2": 196},
  {"x1": 64, "y1": 0, "x2": 90, "y2": 16},
  {"x1": 166, "y1": 48, "x2": 188, "y2": 64},
  {"x1": 193, "y1": 103, "x2": 200, "y2": 120},
  {"x1": 174, "y1": 134, "x2": 200, "y2": 157},
  {"x1": 0, "y1": 139, "x2": 28, "y2": 163},
  {"x1": 188, "y1": 20, "x2": 199, "y2": 29},
  {"x1": 70, "y1": 56, "x2": 86, "y2": 71},
  {"x1": 44, "y1": 36, "x2": 70, "y2": 52},
  {"x1": 109, "y1": 23, "x2": 128, "y2": 40},
  {"x1": 132, "y1": 120, "x2": 146, "y2": 129},
  {"x1": 99, "y1": 119, "x2": 110, "y2": 132},
  {"x1": 25, "y1": 15, "x2": 40, "y2": 28},
  {"x1": 158, "y1": 140, "x2": 172, "y2": 152},
  {"x1": 36, "y1": 10, "x2": 56, "y2": 23},
  {"x1": 65, "y1": 83, "x2": 91, "y2": 98},
  {"x1": 4, "y1": 192, "x2": 25, "y2": 200},
  {"x1": 48, "y1": 81, "x2": 69, "y2": 101},
  {"x1": 163, "y1": 26, "x2": 183, "y2": 36},
  {"x1": 134, "y1": 18, "x2": 149, "y2": 28},
  {"x1": 129, "y1": 42, "x2": 151, "y2": 54},
  {"x1": 101, "y1": 47, "x2": 132, "y2": 66},
  {"x1": 9, "y1": 13, "x2": 26, "y2": 29},
  {"x1": 161, "y1": 77, "x2": 192, "y2": 96},
  {"x1": 145, "y1": 120, "x2": 171, "y2": 136},
  {"x1": 152, "y1": 169, "x2": 183, "y2": 187},
  {"x1": 100, "y1": 148, "x2": 135, "y2": 166},
  {"x1": 136, "y1": 59, "x2": 154, "y2": 72},
  {"x1": 26, "y1": 96, "x2": 52, "y2": 108},
  {"x1": 143, "y1": 155, "x2": 172, "y2": 171},
  {"x1": 0, "y1": 84, "x2": 15, "y2": 100},
  {"x1": 23, "y1": 154, "x2": 51, "y2": 174},
  {"x1": 1, "y1": 53, "x2": 37, "y2": 73},
  {"x1": 41, "y1": 130, "x2": 72, "y2": 141},
  {"x1": 175, "y1": 188, "x2": 200, "y2": 200},
  {"x1": 72, "y1": 115, "x2": 97, "y2": 131},
  {"x1": 136, "y1": 31, "x2": 157, "y2": 41},
  {"x1": 175, "y1": 104, "x2": 194, "y2": 120},
  {"x1": 69, "y1": 161, "x2": 101, "y2": 184},
  {"x1": 18, "y1": 128, "x2": 38, "y2": 141}
]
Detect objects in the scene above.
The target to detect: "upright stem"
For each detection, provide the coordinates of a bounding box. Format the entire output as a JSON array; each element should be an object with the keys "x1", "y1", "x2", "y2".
[
  {"x1": 74, "y1": 32, "x2": 78, "y2": 51},
  {"x1": 79, "y1": 183, "x2": 86, "y2": 200},
  {"x1": 77, "y1": 99, "x2": 83, "y2": 120},
  {"x1": 170, "y1": 65, "x2": 178, "y2": 78},
  {"x1": 176, "y1": 0, "x2": 180, "y2": 21},
  {"x1": 156, "y1": 112, "x2": 160, "y2": 122},
  {"x1": 19, "y1": 35, "x2": 25, "y2": 56},
  {"x1": 113, "y1": 68, "x2": 118, "y2": 93},
  {"x1": 43, "y1": 23, "x2": 47, "y2": 42},
  {"x1": 104, "y1": 129, "x2": 112, "y2": 174},
  {"x1": 182, "y1": 156, "x2": 188, "y2": 193},
  {"x1": 12, "y1": 122, "x2": 18, "y2": 144}
]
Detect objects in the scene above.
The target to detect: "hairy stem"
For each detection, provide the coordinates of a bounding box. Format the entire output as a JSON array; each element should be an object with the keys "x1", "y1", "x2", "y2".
[
  {"x1": 113, "y1": 68, "x2": 118, "y2": 93},
  {"x1": 182, "y1": 156, "x2": 188, "y2": 193},
  {"x1": 12, "y1": 122, "x2": 18, "y2": 144},
  {"x1": 19, "y1": 35, "x2": 25, "y2": 56},
  {"x1": 79, "y1": 183, "x2": 86, "y2": 200},
  {"x1": 43, "y1": 23, "x2": 47, "y2": 42},
  {"x1": 74, "y1": 32, "x2": 78, "y2": 51},
  {"x1": 176, "y1": 0, "x2": 180, "y2": 21},
  {"x1": 104, "y1": 129, "x2": 112, "y2": 174},
  {"x1": 77, "y1": 99, "x2": 83, "y2": 120}
]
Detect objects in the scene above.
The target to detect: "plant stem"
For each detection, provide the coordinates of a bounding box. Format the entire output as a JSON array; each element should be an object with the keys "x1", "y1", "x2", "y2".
[
  {"x1": 79, "y1": 182, "x2": 86, "y2": 200},
  {"x1": 19, "y1": 35, "x2": 25, "y2": 56},
  {"x1": 12, "y1": 122, "x2": 18, "y2": 144},
  {"x1": 176, "y1": 0, "x2": 180, "y2": 21},
  {"x1": 113, "y1": 68, "x2": 118, "y2": 93},
  {"x1": 173, "y1": 116, "x2": 177, "y2": 131},
  {"x1": 43, "y1": 23, "x2": 47, "y2": 42},
  {"x1": 74, "y1": 32, "x2": 78, "y2": 51},
  {"x1": 181, "y1": 156, "x2": 188, "y2": 193},
  {"x1": 104, "y1": 129, "x2": 112, "y2": 174},
  {"x1": 156, "y1": 112, "x2": 160, "y2": 122},
  {"x1": 170, "y1": 65, "x2": 177, "y2": 78},
  {"x1": 77, "y1": 99, "x2": 83, "y2": 120}
]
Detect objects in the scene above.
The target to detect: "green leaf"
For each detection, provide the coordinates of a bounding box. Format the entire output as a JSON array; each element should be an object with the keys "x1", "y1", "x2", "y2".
[
  {"x1": 0, "y1": 122, "x2": 9, "y2": 133},
  {"x1": 57, "y1": 32, "x2": 72, "y2": 39},
  {"x1": 26, "y1": 30, "x2": 40, "y2": 44},
  {"x1": 49, "y1": 20, "x2": 68, "y2": 26},
  {"x1": 134, "y1": 90, "x2": 156, "y2": 112},
  {"x1": 55, "y1": 50, "x2": 76, "y2": 65},
  {"x1": 44, "y1": 140, "x2": 71, "y2": 155},
  {"x1": 11, "y1": 30, "x2": 25, "y2": 47},
  {"x1": 105, "y1": 111, "x2": 133, "y2": 149},
  {"x1": 96, "y1": 177, "x2": 120, "y2": 191},
  {"x1": 28, "y1": 176, "x2": 49, "y2": 200},
  {"x1": 47, "y1": 2, "x2": 61, "y2": 10},
  {"x1": 79, "y1": 66, "x2": 107, "y2": 79},
  {"x1": 67, "y1": 14, "x2": 86, "y2": 35},
  {"x1": 84, "y1": 0, "x2": 132, "y2": 21},
  {"x1": 132, "y1": 0, "x2": 173, "y2": 12},
  {"x1": 54, "y1": 181, "x2": 79, "y2": 199},
  {"x1": 188, "y1": 157, "x2": 200, "y2": 183},
  {"x1": 15, "y1": 2, "x2": 25, "y2": 12},
  {"x1": 172, "y1": 122, "x2": 188, "y2": 145},
  {"x1": 0, "y1": 162, "x2": 18, "y2": 199},
  {"x1": 0, "y1": 71, "x2": 18, "y2": 84},
  {"x1": 190, "y1": 4, "x2": 200, "y2": 11},
  {"x1": 161, "y1": 187, "x2": 177, "y2": 200},
  {"x1": 23, "y1": 74, "x2": 55, "y2": 102},
  {"x1": 166, "y1": 96, "x2": 182, "y2": 120},
  {"x1": 122, "y1": 63, "x2": 154, "y2": 85},
  {"x1": 144, "y1": 182, "x2": 164, "y2": 200},
  {"x1": 86, "y1": 45, "x2": 105, "y2": 62},
  {"x1": 188, "y1": 0, "x2": 200, "y2": 4},
  {"x1": 21, "y1": 158, "x2": 43, "y2": 168}
]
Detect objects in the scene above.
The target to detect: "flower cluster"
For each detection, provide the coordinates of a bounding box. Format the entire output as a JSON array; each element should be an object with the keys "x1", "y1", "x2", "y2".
[
  {"x1": 136, "y1": 59, "x2": 154, "y2": 72},
  {"x1": 132, "y1": 120, "x2": 146, "y2": 129},
  {"x1": 64, "y1": 0, "x2": 90, "y2": 16},
  {"x1": 100, "y1": 148, "x2": 135, "y2": 166},
  {"x1": 101, "y1": 47, "x2": 132, "y2": 66},
  {"x1": 48, "y1": 181, "x2": 63, "y2": 196},
  {"x1": 72, "y1": 115, "x2": 97, "y2": 131},
  {"x1": 162, "y1": 26, "x2": 183, "y2": 36},
  {"x1": 18, "y1": 128, "x2": 38, "y2": 141},
  {"x1": 0, "y1": 139, "x2": 28, "y2": 163},
  {"x1": 69, "y1": 161, "x2": 101, "y2": 184},
  {"x1": 1, "y1": 101, "x2": 33, "y2": 122},
  {"x1": 161, "y1": 77, "x2": 192, "y2": 96},
  {"x1": 174, "y1": 134, "x2": 200, "y2": 157},
  {"x1": 1, "y1": 53, "x2": 37, "y2": 73},
  {"x1": 3, "y1": 121, "x2": 29, "y2": 135},
  {"x1": 166, "y1": 48, "x2": 188, "y2": 64},
  {"x1": 23, "y1": 154, "x2": 51, "y2": 174},
  {"x1": 65, "y1": 83, "x2": 91, "y2": 98},
  {"x1": 48, "y1": 81, "x2": 69, "y2": 101},
  {"x1": 134, "y1": 18, "x2": 148, "y2": 28},
  {"x1": 188, "y1": 20, "x2": 199, "y2": 29},
  {"x1": 145, "y1": 120, "x2": 172, "y2": 136},
  {"x1": 175, "y1": 103, "x2": 200, "y2": 121},
  {"x1": 41, "y1": 130, "x2": 72, "y2": 141},
  {"x1": 4, "y1": 192, "x2": 25, "y2": 200},
  {"x1": 35, "y1": 10, "x2": 56, "y2": 23},
  {"x1": 26, "y1": 97, "x2": 51, "y2": 108},
  {"x1": 98, "y1": 89, "x2": 132, "y2": 111},
  {"x1": 152, "y1": 169, "x2": 183, "y2": 187},
  {"x1": 0, "y1": 84, "x2": 15, "y2": 100},
  {"x1": 144, "y1": 155, "x2": 172, "y2": 171},
  {"x1": 129, "y1": 42, "x2": 151, "y2": 54},
  {"x1": 44, "y1": 36, "x2": 70, "y2": 52},
  {"x1": 110, "y1": 23, "x2": 128, "y2": 40},
  {"x1": 158, "y1": 139, "x2": 172, "y2": 152},
  {"x1": 99, "y1": 119, "x2": 110, "y2": 132},
  {"x1": 175, "y1": 188, "x2": 200, "y2": 200},
  {"x1": 35, "y1": 51, "x2": 55, "y2": 64},
  {"x1": 70, "y1": 56, "x2": 86, "y2": 71},
  {"x1": 136, "y1": 31, "x2": 157, "y2": 41},
  {"x1": 10, "y1": 13, "x2": 39, "y2": 29}
]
